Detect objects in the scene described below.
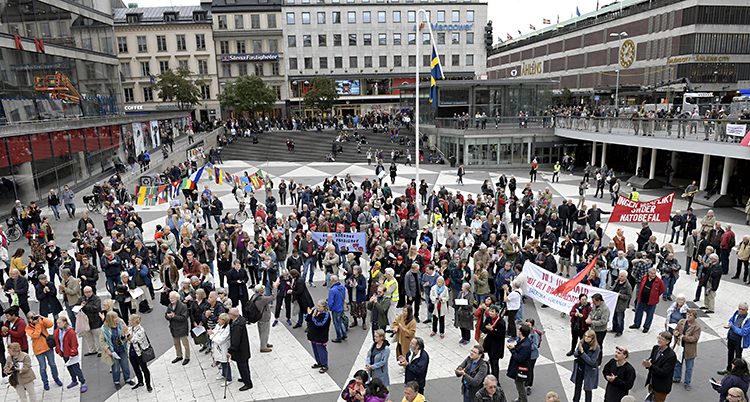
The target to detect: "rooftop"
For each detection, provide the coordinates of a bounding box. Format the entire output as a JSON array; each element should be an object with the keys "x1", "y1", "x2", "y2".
[{"x1": 113, "y1": 5, "x2": 210, "y2": 24}]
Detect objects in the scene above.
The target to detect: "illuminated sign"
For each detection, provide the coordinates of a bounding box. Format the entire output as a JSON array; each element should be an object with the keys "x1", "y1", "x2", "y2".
[
  {"x1": 336, "y1": 80, "x2": 361, "y2": 96},
  {"x1": 220, "y1": 53, "x2": 280, "y2": 62},
  {"x1": 124, "y1": 105, "x2": 144, "y2": 111},
  {"x1": 411, "y1": 23, "x2": 474, "y2": 31},
  {"x1": 666, "y1": 55, "x2": 732, "y2": 65}
]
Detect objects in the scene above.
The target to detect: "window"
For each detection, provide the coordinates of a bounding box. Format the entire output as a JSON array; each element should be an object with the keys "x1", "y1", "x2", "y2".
[
  {"x1": 193, "y1": 11, "x2": 207, "y2": 22},
  {"x1": 466, "y1": 32, "x2": 474, "y2": 45},
  {"x1": 235, "y1": 15, "x2": 244, "y2": 29},
  {"x1": 178, "y1": 59, "x2": 188, "y2": 70},
  {"x1": 176, "y1": 34, "x2": 186, "y2": 51},
  {"x1": 196, "y1": 34, "x2": 206, "y2": 50},
  {"x1": 272, "y1": 86, "x2": 280, "y2": 100},
  {"x1": 136, "y1": 36, "x2": 147, "y2": 52},
  {"x1": 164, "y1": 12, "x2": 177, "y2": 22},
  {"x1": 218, "y1": 15, "x2": 227, "y2": 29},
  {"x1": 269, "y1": 39, "x2": 278, "y2": 53},
  {"x1": 120, "y1": 62, "x2": 131, "y2": 78},
  {"x1": 332, "y1": 11, "x2": 341, "y2": 23},
  {"x1": 143, "y1": 87, "x2": 153, "y2": 102},
  {"x1": 267, "y1": 14, "x2": 277, "y2": 28},
  {"x1": 349, "y1": 34, "x2": 357, "y2": 46},
  {"x1": 437, "y1": 33, "x2": 445, "y2": 45},
  {"x1": 288, "y1": 35, "x2": 296, "y2": 47},
  {"x1": 466, "y1": 10, "x2": 475, "y2": 22},
  {"x1": 236, "y1": 40, "x2": 246, "y2": 53},
  {"x1": 407, "y1": 11, "x2": 416, "y2": 23},
  {"x1": 271, "y1": 62, "x2": 280, "y2": 76},
  {"x1": 289, "y1": 57, "x2": 298, "y2": 70},
  {"x1": 379, "y1": 55, "x2": 387, "y2": 67},
  {"x1": 363, "y1": 34, "x2": 372, "y2": 46},
  {"x1": 251, "y1": 14, "x2": 261, "y2": 29},
  {"x1": 117, "y1": 37, "x2": 128, "y2": 53},
  {"x1": 222, "y1": 64, "x2": 232, "y2": 77},
  {"x1": 286, "y1": 12, "x2": 295, "y2": 24},
  {"x1": 302, "y1": 12, "x2": 310, "y2": 24},
  {"x1": 124, "y1": 88, "x2": 134, "y2": 103},
  {"x1": 238, "y1": 64, "x2": 247, "y2": 76},
  {"x1": 126, "y1": 14, "x2": 141, "y2": 24},
  {"x1": 198, "y1": 59, "x2": 208, "y2": 74},
  {"x1": 363, "y1": 11, "x2": 371, "y2": 23},
  {"x1": 408, "y1": 33, "x2": 416, "y2": 45},
  {"x1": 253, "y1": 39, "x2": 262, "y2": 53},
  {"x1": 304, "y1": 57, "x2": 313, "y2": 69},
  {"x1": 255, "y1": 63, "x2": 264, "y2": 76},
  {"x1": 159, "y1": 60, "x2": 170, "y2": 73},
  {"x1": 303, "y1": 35, "x2": 312, "y2": 47},
  {"x1": 319, "y1": 57, "x2": 328, "y2": 69},
  {"x1": 393, "y1": 55, "x2": 402, "y2": 67},
  {"x1": 140, "y1": 61, "x2": 150, "y2": 76},
  {"x1": 378, "y1": 33, "x2": 387, "y2": 45},
  {"x1": 364, "y1": 56, "x2": 372, "y2": 67},
  {"x1": 154, "y1": 35, "x2": 166, "y2": 52},
  {"x1": 334, "y1": 56, "x2": 343, "y2": 68},
  {"x1": 437, "y1": 10, "x2": 445, "y2": 23},
  {"x1": 349, "y1": 56, "x2": 358, "y2": 68},
  {"x1": 466, "y1": 54, "x2": 474, "y2": 66},
  {"x1": 317, "y1": 12, "x2": 326, "y2": 24},
  {"x1": 333, "y1": 34, "x2": 342, "y2": 46},
  {"x1": 200, "y1": 84, "x2": 210, "y2": 100},
  {"x1": 378, "y1": 11, "x2": 386, "y2": 23},
  {"x1": 451, "y1": 32, "x2": 460, "y2": 45},
  {"x1": 422, "y1": 33, "x2": 430, "y2": 44},
  {"x1": 220, "y1": 40, "x2": 230, "y2": 54},
  {"x1": 451, "y1": 10, "x2": 460, "y2": 22},
  {"x1": 452, "y1": 54, "x2": 460, "y2": 66},
  {"x1": 393, "y1": 11, "x2": 401, "y2": 23},
  {"x1": 408, "y1": 55, "x2": 416, "y2": 67},
  {"x1": 348, "y1": 11, "x2": 356, "y2": 23},
  {"x1": 423, "y1": 55, "x2": 430, "y2": 67},
  {"x1": 318, "y1": 34, "x2": 327, "y2": 46},
  {"x1": 393, "y1": 33, "x2": 402, "y2": 45}
]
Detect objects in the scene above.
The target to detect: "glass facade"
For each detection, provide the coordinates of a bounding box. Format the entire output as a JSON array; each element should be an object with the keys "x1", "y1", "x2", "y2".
[{"x1": 0, "y1": 0, "x2": 121, "y2": 124}]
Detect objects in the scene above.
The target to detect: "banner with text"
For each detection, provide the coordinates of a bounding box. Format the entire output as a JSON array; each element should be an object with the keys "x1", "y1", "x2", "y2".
[
  {"x1": 522, "y1": 261, "x2": 618, "y2": 326},
  {"x1": 609, "y1": 193, "x2": 674, "y2": 223},
  {"x1": 311, "y1": 232, "x2": 367, "y2": 253}
]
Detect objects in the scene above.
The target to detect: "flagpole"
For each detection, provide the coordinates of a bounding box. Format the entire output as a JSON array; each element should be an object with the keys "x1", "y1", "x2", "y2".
[{"x1": 415, "y1": 9, "x2": 426, "y2": 194}]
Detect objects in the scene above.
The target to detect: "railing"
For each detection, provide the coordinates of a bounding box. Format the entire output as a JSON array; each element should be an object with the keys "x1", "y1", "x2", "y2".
[
  {"x1": 432, "y1": 116, "x2": 555, "y2": 131},
  {"x1": 555, "y1": 116, "x2": 750, "y2": 143}
]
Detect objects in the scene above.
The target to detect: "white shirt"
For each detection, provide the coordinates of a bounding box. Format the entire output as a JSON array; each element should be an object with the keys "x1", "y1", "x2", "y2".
[{"x1": 506, "y1": 289, "x2": 522, "y2": 311}]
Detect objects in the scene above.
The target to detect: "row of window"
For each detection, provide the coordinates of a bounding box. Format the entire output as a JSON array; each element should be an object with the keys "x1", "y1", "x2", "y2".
[
  {"x1": 286, "y1": 0, "x2": 475, "y2": 3},
  {"x1": 220, "y1": 62, "x2": 282, "y2": 78},
  {"x1": 287, "y1": 31, "x2": 472, "y2": 47},
  {"x1": 123, "y1": 84, "x2": 212, "y2": 103},
  {"x1": 217, "y1": 13, "x2": 277, "y2": 30},
  {"x1": 288, "y1": 53, "x2": 473, "y2": 70},
  {"x1": 118, "y1": 34, "x2": 207, "y2": 53},
  {"x1": 122, "y1": 59, "x2": 211, "y2": 78},
  {"x1": 285, "y1": 9, "x2": 473, "y2": 24},
  {"x1": 679, "y1": 33, "x2": 750, "y2": 55},
  {"x1": 219, "y1": 39, "x2": 279, "y2": 54}
]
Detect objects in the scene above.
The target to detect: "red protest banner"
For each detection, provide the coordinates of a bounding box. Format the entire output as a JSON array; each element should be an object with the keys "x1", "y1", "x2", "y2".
[{"x1": 609, "y1": 193, "x2": 674, "y2": 223}]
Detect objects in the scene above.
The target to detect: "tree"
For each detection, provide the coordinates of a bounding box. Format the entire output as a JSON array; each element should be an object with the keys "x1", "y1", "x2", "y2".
[
  {"x1": 153, "y1": 67, "x2": 204, "y2": 110},
  {"x1": 219, "y1": 75, "x2": 276, "y2": 116},
  {"x1": 560, "y1": 87, "x2": 573, "y2": 106},
  {"x1": 303, "y1": 77, "x2": 339, "y2": 114}
]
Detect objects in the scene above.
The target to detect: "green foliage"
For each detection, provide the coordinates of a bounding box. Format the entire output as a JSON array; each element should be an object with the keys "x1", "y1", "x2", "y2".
[
  {"x1": 219, "y1": 75, "x2": 277, "y2": 115},
  {"x1": 560, "y1": 87, "x2": 573, "y2": 106},
  {"x1": 303, "y1": 77, "x2": 339, "y2": 113},
  {"x1": 153, "y1": 67, "x2": 204, "y2": 110}
]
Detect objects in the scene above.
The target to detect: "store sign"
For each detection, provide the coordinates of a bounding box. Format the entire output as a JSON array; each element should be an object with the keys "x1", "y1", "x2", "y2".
[
  {"x1": 124, "y1": 104, "x2": 182, "y2": 112},
  {"x1": 11, "y1": 62, "x2": 70, "y2": 71},
  {"x1": 412, "y1": 23, "x2": 473, "y2": 31},
  {"x1": 220, "y1": 53, "x2": 279, "y2": 62},
  {"x1": 521, "y1": 60, "x2": 543, "y2": 76},
  {"x1": 124, "y1": 105, "x2": 144, "y2": 111},
  {"x1": 666, "y1": 54, "x2": 732, "y2": 65}
]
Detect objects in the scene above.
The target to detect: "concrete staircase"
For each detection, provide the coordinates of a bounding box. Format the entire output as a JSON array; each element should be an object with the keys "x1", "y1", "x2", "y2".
[{"x1": 220, "y1": 128, "x2": 415, "y2": 163}]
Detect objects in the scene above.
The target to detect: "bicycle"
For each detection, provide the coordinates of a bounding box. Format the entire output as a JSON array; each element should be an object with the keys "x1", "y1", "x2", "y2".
[
  {"x1": 83, "y1": 194, "x2": 108, "y2": 215},
  {"x1": 235, "y1": 201, "x2": 248, "y2": 224},
  {"x1": 5, "y1": 217, "x2": 22, "y2": 242}
]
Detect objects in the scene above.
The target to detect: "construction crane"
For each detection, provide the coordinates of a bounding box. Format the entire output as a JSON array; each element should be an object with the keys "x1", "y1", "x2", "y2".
[{"x1": 33, "y1": 72, "x2": 81, "y2": 104}]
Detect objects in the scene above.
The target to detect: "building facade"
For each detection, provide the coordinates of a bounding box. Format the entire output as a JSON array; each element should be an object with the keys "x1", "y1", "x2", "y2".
[
  {"x1": 283, "y1": 0, "x2": 488, "y2": 117},
  {"x1": 209, "y1": 0, "x2": 287, "y2": 116},
  {"x1": 114, "y1": 5, "x2": 221, "y2": 122},
  {"x1": 487, "y1": 0, "x2": 750, "y2": 104}
]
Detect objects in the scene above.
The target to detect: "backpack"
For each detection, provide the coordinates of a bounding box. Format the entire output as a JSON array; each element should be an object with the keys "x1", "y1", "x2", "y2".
[{"x1": 243, "y1": 294, "x2": 262, "y2": 324}]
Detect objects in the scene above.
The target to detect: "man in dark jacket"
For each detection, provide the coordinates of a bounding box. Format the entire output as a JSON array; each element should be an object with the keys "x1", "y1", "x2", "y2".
[
  {"x1": 100, "y1": 247, "x2": 123, "y2": 298},
  {"x1": 165, "y1": 291, "x2": 190, "y2": 365},
  {"x1": 455, "y1": 345, "x2": 490, "y2": 402},
  {"x1": 228, "y1": 307, "x2": 253, "y2": 391},
  {"x1": 291, "y1": 269, "x2": 313, "y2": 328},
  {"x1": 399, "y1": 337, "x2": 429, "y2": 394},
  {"x1": 4, "y1": 268, "x2": 30, "y2": 316},
  {"x1": 702, "y1": 253, "x2": 722, "y2": 313},
  {"x1": 637, "y1": 222, "x2": 652, "y2": 252},
  {"x1": 473, "y1": 375, "x2": 507, "y2": 402},
  {"x1": 80, "y1": 286, "x2": 102, "y2": 356},
  {"x1": 643, "y1": 331, "x2": 677, "y2": 401}
]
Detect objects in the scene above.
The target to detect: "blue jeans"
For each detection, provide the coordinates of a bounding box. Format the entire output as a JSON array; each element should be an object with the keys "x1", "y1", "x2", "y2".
[
  {"x1": 64, "y1": 203, "x2": 76, "y2": 218},
  {"x1": 633, "y1": 302, "x2": 656, "y2": 331},
  {"x1": 50, "y1": 205, "x2": 60, "y2": 220},
  {"x1": 663, "y1": 276, "x2": 677, "y2": 298},
  {"x1": 302, "y1": 258, "x2": 315, "y2": 284},
  {"x1": 36, "y1": 349, "x2": 61, "y2": 386},
  {"x1": 613, "y1": 311, "x2": 625, "y2": 334},
  {"x1": 221, "y1": 362, "x2": 232, "y2": 381},
  {"x1": 673, "y1": 355, "x2": 695, "y2": 385},
  {"x1": 311, "y1": 342, "x2": 328, "y2": 367},
  {"x1": 106, "y1": 275, "x2": 121, "y2": 298},
  {"x1": 111, "y1": 349, "x2": 131, "y2": 384},
  {"x1": 66, "y1": 304, "x2": 77, "y2": 330},
  {"x1": 331, "y1": 310, "x2": 347, "y2": 340}
]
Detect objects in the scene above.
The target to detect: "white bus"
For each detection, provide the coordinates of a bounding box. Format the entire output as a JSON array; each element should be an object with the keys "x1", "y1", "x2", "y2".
[{"x1": 681, "y1": 92, "x2": 716, "y2": 115}]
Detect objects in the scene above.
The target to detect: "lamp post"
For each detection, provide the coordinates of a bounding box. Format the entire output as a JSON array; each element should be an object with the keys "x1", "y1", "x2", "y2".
[
  {"x1": 609, "y1": 31, "x2": 628, "y2": 112},
  {"x1": 291, "y1": 80, "x2": 309, "y2": 117}
]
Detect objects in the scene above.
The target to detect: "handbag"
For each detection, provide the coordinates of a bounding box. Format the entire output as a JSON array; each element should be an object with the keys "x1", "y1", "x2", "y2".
[
  {"x1": 159, "y1": 291, "x2": 170, "y2": 306},
  {"x1": 46, "y1": 334, "x2": 56, "y2": 349},
  {"x1": 140, "y1": 332, "x2": 156, "y2": 362},
  {"x1": 8, "y1": 371, "x2": 18, "y2": 387},
  {"x1": 516, "y1": 365, "x2": 529, "y2": 380},
  {"x1": 75, "y1": 310, "x2": 90, "y2": 333}
]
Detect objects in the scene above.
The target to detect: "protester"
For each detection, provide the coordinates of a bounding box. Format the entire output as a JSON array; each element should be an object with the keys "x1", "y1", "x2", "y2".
[
  {"x1": 53, "y1": 316, "x2": 87, "y2": 393},
  {"x1": 24, "y1": 311, "x2": 62, "y2": 390},
  {"x1": 570, "y1": 329, "x2": 601, "y2": 402},
  {"x1": 672, "y1": 309, "x2": 702, "y2": 390},
  {"x1": 643, "y1": 331, "x2": 678, "y2": 402},
  {"x1": 307, "y1": 300, "x2": 331, "y2": 374},
  {"x1": 399, "y1": 337, "x2": 429, "y2": 394},
  {"x1": 365, "y1": 329, "x2": 391, "y2": 386},
  {"x1": 602, "y1": 345, "x2": 636, "y2": 402}
]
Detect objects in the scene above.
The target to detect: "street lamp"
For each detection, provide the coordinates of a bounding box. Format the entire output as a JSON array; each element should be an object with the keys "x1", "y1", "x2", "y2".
[
  {"x1": 291, "y1": 80, "x2": 309, "y2": 117},
  {"x1": 609, "y1": 31, "x2": 628, "y2": 112}
]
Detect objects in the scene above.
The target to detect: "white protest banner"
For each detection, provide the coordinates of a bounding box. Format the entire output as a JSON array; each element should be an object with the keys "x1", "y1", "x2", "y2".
[
  {"x1": 522, "y1": 260, "x2": 619, "y2": 327},
  {"x1": 726, "y1": 123, "x2": 748, "y2": 137}
]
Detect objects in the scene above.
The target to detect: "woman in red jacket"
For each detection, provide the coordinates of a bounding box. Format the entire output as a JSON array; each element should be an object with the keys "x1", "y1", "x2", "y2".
[
  {"x1": 567, "y1": 293, "x2": 592, "y2": 356},
  {"x1": 53, "y1": 316, "x2": 87, "y2": 393}
]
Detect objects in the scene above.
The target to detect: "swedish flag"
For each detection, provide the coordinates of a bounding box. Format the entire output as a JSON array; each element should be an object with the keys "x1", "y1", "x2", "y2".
[{"x1": 429, "y1": 43, "x2": 444, "y2": 106}]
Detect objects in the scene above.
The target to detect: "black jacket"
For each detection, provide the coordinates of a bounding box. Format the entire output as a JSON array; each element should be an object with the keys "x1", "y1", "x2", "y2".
[
  {"x1": 166, "y1": 300, "x2": 189, "y2": 337},
  {"x1": 645, "y1": 345, "x2": 677, "y2": 394},
  {"x1": 404, "y1": 349, "x2": 430, "y2": 392},
  {"x1": 229, "y1": 315, "x2": 251, "y2": 361},
  {"x1": 292, "y1": 278, "x2": 314, "y2": 309},
  {"x1": 81, "y1": 294, "x2": 103, "y2": 329},
  {"x1": 305, "y1": 310, "x2": 331, "y2": 344}
]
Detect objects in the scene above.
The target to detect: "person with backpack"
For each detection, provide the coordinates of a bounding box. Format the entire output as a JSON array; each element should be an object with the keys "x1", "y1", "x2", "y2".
[{"x1": 246, "y1": 284, "x2": 274, "y2": 353}]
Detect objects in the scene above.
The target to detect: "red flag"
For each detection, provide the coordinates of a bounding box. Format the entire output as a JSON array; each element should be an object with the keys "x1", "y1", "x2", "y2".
[
  {"x1": 506, "y1": 33, "x2": 513, "y2": 40},
  {"x1": 13, "y1": 34, "x2": 22, "y2": 50},
  {"x1": 609, "y1": 193, "x2": 674, "y2": 223},
  {"x1": 35, "y1": 37, "x2": 45, "y2": 53},
  {"x1": 741, "y1": 129, "x2": 750, "y2": 147},
  {"x1": 552, "y1": 254, "x2": 599, "y2": 296}
]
